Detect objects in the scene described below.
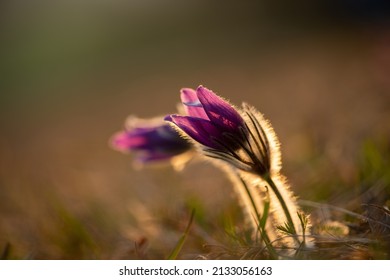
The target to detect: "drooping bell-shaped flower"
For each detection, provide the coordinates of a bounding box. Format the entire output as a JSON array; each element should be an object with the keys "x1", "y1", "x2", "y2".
[{"x1": 110, "y1": 116, "x2": 191, "y2": 163}]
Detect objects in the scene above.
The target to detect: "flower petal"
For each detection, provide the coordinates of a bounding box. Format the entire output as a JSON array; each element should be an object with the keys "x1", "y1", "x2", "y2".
[
  {"x1": 110, "y1": 122, "x2": 191, "y2": 162},
  {"x1": 165, "y1": 115, "x2": 222, "y2": 149},
  {"x1": 111, "y1": 131, "x2": 148, "y2": 151},
  {"x1": 196, "y1": 86, "x2": 243, "y2": 132},
  {"x1": 180, "y1": 88, "x2": 209, "y2": 120}
]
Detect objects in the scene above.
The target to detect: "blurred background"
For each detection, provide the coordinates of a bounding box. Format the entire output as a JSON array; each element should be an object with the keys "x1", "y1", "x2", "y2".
[{"x1": 1, "y1": 0, "x2": 390, "y2": 259}]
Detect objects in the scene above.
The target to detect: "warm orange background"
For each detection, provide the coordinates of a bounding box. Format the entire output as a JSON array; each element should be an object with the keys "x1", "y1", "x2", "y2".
[{"x1": 1, "y1": 0, "x2": 389, "y2": 259}]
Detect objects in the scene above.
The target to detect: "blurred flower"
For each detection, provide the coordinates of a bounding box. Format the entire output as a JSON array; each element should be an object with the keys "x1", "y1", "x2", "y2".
[{"x1": 110, "y1": 116, "x2": 191, "y2": 164}]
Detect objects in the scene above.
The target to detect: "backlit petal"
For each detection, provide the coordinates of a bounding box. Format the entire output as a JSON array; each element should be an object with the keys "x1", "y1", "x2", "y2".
[
  {"x1": 180, "y1": 88, "x2": 209, "y2": 119},
  {"x1": 196, "y1": 86, "x2": 243, "y2": 132},
  {"x1": 165, "y1": 115, "x2": 222, "y2": 149}
]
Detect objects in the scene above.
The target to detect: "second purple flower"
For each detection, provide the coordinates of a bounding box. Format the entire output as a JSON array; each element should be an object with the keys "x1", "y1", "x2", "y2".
[{"x1": 111, "y1": 116, "x2": 192, "y2": 164}]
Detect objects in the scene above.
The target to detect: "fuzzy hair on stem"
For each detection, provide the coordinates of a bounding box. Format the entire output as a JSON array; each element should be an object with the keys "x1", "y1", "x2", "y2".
[{"x1": 165, "y1": 86, "x2": 313, "y2": 255}]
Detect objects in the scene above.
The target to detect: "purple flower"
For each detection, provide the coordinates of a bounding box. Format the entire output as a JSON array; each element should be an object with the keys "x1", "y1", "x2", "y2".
[
  {"x1": 165, "y1": 86, "x2": 279, "y2": 175},
  {"x1": 164, "y1": 86, "x2": 245, "y2": 151},
  {"x1": 110, "y1": 117, "x2": 191, "y2": 163}
]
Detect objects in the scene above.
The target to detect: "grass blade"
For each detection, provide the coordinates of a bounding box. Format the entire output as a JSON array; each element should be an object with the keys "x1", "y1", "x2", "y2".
[{"x1": 167, "y1": 209, "x2": 195, "y2": 260}]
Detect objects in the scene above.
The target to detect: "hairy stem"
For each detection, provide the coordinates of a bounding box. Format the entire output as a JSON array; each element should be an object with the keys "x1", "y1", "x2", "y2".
[
  {"x1": 264, "y1": 174, "x2": 300, "y2": 243},
  {"x1": 235, "y1": 171, "x2": 278, "y2": 259}
]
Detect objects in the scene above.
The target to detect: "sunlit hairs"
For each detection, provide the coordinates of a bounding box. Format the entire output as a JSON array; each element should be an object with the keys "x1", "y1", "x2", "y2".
[{"x1": 165, "y1": 86, "x2": 312, "y2": 256}]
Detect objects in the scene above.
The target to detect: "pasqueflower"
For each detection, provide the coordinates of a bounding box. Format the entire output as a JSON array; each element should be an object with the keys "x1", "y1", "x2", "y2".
[
  {"x1": 165, "y1": 86, "x2": 276, "y2": 175},
  {"x1": 111, "y1": 117, "x2": 191, "y2": 163}
]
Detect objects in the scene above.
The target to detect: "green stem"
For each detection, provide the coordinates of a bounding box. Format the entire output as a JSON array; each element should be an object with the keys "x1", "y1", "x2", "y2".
[
  {"x1": 236, "y1": 172, "x2": 278, "y2": 259},
  {"x1": 264, "y1": 174, "x2": 299, "y2": 243}
]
